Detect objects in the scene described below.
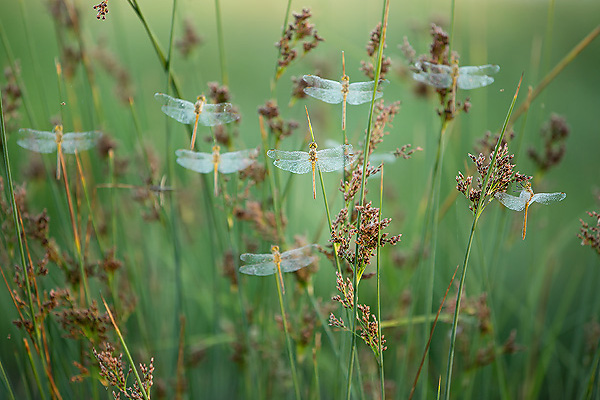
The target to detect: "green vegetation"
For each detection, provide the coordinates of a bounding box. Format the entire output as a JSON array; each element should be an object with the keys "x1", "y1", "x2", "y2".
[{"x1": 1, "y1": 0, "x2": 599, "y2": 399}]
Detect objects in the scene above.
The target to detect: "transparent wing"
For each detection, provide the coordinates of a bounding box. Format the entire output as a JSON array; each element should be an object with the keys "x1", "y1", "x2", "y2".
[
  {"x1": 61, "y1": 131, "x2": 101, "y2": 153},
  {"x1": 531, "y1": 192, "x2": 566, "y2": 205},
  {"x1": 218, "y1": 149, "x2": 255, "y2": 174},
  {"x1": 316, "y1": 145, "x2": 355, "y2": 173},
  {"x1": 175, "y1": 149, "x2": 214, "y2": 173},
  {"x1": 302, "y1": 75, "x2": 344, "y2": 104},
  {"x1": 302, "y1": 75, "x2": 343, "y2": 90},
  {"x1": 458, "y1": 64, "x2": 500, "y2": 76},
  {"x1": 240, "y1": 253, "x2": 274, "y2": 263},
  {"x1": 280, "y1": 244, "x2": 318, "y2": 272},
  {"x1": 457, "y1": 75, "x2": 495, "y2": 90},
  {"x1": 455, "y1": 65, "x2": 499, "y2": 89},
  {"x1": 346, "y1": 79, "x2": 389, "y2": 105},
  {"x1": 154, "y1": 93, "x2": 196, "y2": 124},
  {"x1": 412, "y1": 62, "x2": 453, "y2": 89},
  {"x1": 494, "y1": 190, "x2": 528, "y2": 211},
  {"x1": 197, "y1": 103, "x2": 240, "y2": 126},
  {"x1": 267, "y1": 149, "x2": 312, "y2": 174},
  {"x1": 239, "y1": 261, "x2": 277, "y2": 276},
  {"x1": 17, "y1": 129, "x2": 57, "y2": 153}
]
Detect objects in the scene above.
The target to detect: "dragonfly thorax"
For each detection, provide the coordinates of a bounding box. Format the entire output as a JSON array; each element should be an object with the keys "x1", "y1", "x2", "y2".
[
  {"x1": 194, "y1": 95, "x2": 206, "y2": 115},
  {"x1": 53, "y1": 125, "x2": 64, "y2": 143},
  {"x1": 340, "y1": 75, "x2": 350, "y2": 94},
  {"x1": 212, "y1": 145, "x2": 221, "y2": 164},
  {"x1": 308, "y1": 142, "x2": 318, "y2": 161}
]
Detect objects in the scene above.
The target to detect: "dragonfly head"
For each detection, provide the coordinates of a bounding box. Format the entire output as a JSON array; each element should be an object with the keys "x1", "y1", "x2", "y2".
[
  {"x1": 341, "y1": 74, "x2": 350, "y2": 85},
  {"x1": 270, "y1": 245, "x2": 280, "y2": 254},
  {"x1": 309, "y1": 142, "x2": 318, "y2": 151},
  {"x1": 212, "y1": 145, "x2": 221, "y2": 154}
]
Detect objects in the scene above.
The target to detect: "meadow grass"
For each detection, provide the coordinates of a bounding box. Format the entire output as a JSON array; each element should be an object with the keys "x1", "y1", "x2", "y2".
[{"x1": 1, "y1": 0, "x2": 600, "y2": 399}]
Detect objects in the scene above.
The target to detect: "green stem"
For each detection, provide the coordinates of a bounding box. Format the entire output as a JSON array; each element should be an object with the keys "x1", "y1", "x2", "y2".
[
  {"x1": 275, "y1": 272, "x2": 301, "y2": 400},
  {"x1": 377, "y1": 167, "x2": 384, "y2": 400},
  {"x1": 101, "y1": 297, "x2": 149, "y2": 400},
  {"x1": 214, "y1": 0, "x2": 229, "y2": 85},
  {"x1": 0, "y1": 357, "x2": 16, "y2": 400},
  {"x1": 443, "y1": 75, "x2": 522, "y2": 400},
  {"x1": 0, "y1": 95, "x2": 41, "y2": 350},
  {"x1": 347, "y1": 1, "x2": 390, "y2": 398}
]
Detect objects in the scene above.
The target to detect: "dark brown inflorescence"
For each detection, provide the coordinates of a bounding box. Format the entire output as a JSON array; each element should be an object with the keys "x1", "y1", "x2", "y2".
[
  {"x1": 528, "y1": 114, "x2": 570, "y2": 172},
  {"x1": 456, "y1": 142, "x2": 531, "y2": 213},
  {"x1": 360, "y1": 23, "x2": 391, "y2": 80},
  {"x1": 579, "y1": 207, "x2": 600, "y2": 256},
  {"x1": 275, "y1": 8, "x2": 324, "y2": 80}
]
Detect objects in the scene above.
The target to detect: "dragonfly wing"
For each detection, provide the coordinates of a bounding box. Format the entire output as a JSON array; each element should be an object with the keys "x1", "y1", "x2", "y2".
[
  {"x1": 267, "y1": 149, "x2": 312, "y2": 174},
  {"x1": 302, "y1": 75, "x2": 342, "y2": 90},
  {"x1": 218, "y1": 149, "x2": 255, "y2": 174},
  {"x1": 459, "y1": 64, "x2": 500, "y2": 76},
  {"x1": 412, "y1": 62, "x2": 453, "y2": 89},
  {"x1": 175, "y1": 149, "x2": 214, "y2": 173},
  {"x1": 61, "y1": 131, "x2": 102, "y2": 153},
  {"x1": 494, "y1": 191, "x2": 527, "y2": 211},
  {"x1": 280, "y1": 244, "x2": 319, "y2": 272},
  {"x1": 531, "y1": 192, "x2": 566, "y2": 205},
  {"x1": 239, "y1": 261, "x2": 277, "y2": 276},
  {"x1": 154, "y1": 93, "x2": 196, "y2": 124},
  {"x1": 303, "y1": 88, "x2": 344, "y2": 104},
  {"x1": 197, "y1": 103, "x2": 240, "y2": 126},
  {"x1": 346, "y1": 79, "x2": 389, "y2": 105},
  {"x1": 17, "y1": 129, "x2": 57, "y2": 153},
  {"x1": 303, "y1": 75, "x2": 344, "y2": 104},
  {"x1": 316, "y1": 144, "x2": 355, "y2": 172},
  {"x1": 240, "y1": 253, "x2": 273, "y2": 263},
  {"x1": 457, "y1": 75, "x2": 494, "y2": 90}
]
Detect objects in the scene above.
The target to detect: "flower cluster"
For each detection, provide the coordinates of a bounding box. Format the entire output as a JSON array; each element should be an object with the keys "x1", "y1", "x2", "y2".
[
  {"x1": 528, "y1": 114, "x2": 570, "y2": 172},
  {"x1": 360, "y1": 23, "x2": 391, "y2": 80},
  {"x1": 258, "y1": 100, "x2": 299, "y2": 140},
  {"x1": 578, "y1": 209, "x2": 600, "y2": 256},
  {"x1": 275, "y1": 8, "x2": 324, "y2": 80},
  {"x1": 456, "y1": 143, "x2": 530, "y2": 212},
  {"x1": 176, "y1": 19, "x2": 203, "y2": 58},
  {"x1": 93, "y1": 343, "x2": 154, "y2": 400},
  {"x1": 329, "y1": 272, "x2": 386, "y2": 357}
]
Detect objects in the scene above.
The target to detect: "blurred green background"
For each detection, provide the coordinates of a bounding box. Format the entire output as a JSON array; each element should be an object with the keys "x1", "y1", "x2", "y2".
[{"x1": 1, "y1": 0, "x2": 600, "y2": 398}]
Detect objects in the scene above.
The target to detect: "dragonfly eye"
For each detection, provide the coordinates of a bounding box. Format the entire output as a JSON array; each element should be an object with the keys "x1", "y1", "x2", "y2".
[
  {"x1": 53, "y1": 125, "x2": 64, "y2": 134},
  {"x1": 270, "y1": 245, "x2": 280, "y2": 253},
  {"x1": 212, "y1": 145, "x2": 220, "y2": 153}
]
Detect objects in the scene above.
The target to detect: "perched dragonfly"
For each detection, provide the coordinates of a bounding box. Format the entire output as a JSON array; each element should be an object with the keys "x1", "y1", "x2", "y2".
[
  {"x1": 412, "y1": 61, "x2": 500, "y2": 90},
  {"x1": 240, "y1": 244, "x2": 319, "y2": 294},
  {"x1": 97, "y1": 176, "x2": 174, "y2": 207},
  {"x1": 267, "y1": 142, "x2": 355, "y2": 199},
  {"x1": 494, "y1": 182, "x2": 566, "y2": 240},
  {"x1": 303, "y1": 53, "x2": 389, "y2": 130},
  {"x1": 175, "y1": 145, "x2": 255, "y2": 196},
  {"x1": 154, "y1": 93, "x2": 240, "y2": 150},
  {"x1": 17, "y1": 125, "x2": 101, "y2": 180}
]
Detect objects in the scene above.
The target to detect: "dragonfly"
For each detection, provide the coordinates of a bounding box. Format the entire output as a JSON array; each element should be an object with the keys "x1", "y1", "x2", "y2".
[
  {"x1": 17, "y1": 125, "x2": 101, "y2": 180},
  {"x1": 240, "y1": 244, "x2": 319, "y2": 294},
  {"x1": 154, "y1": 93, "x2": 240, "y2": 151},
  {"x1": 494, "y1": 182, "x2": 566, "y2": 240},
  {"x1": 267, "y1": 142, "x2": 355, "y2": 199},
  {"x1": 97, "y1": 176, "x2": 174, "y2": 207},
  {"x1": 175, "y1": 145, "x2": 255, "y2": 196},
  {"x1": 412, "y1": 61, "x2": 500, "y2": 90},
  {"x1": 302, "y1": 52, "x2": 389, "y2": 130}
]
